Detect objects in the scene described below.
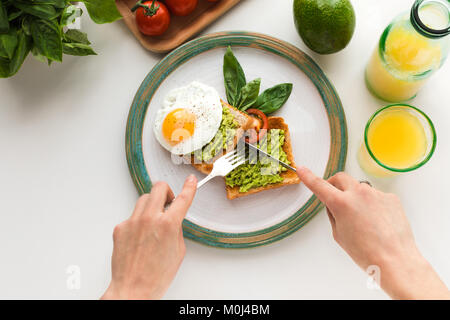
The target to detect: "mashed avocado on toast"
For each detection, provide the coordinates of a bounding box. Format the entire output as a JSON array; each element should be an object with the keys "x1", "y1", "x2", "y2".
[
  {"x1": 225, "y1": 129, "x2": 290, "y2": 193},
  {"x1": 194, "y1": 106, "x2": 239, "y2": 162}
]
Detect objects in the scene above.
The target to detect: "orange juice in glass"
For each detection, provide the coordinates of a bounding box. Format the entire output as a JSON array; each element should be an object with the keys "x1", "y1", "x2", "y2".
[
  {"x1": 366, "y1": 0, "x2": 450, "y2": 102},
  {"x1": 358, "y1": 104, "x2": 436, "y2": 177}
]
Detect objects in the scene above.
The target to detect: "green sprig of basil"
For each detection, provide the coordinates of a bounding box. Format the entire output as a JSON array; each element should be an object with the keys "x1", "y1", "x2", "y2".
[
  {"x1": 223, "y1": 47, "x2": 293, "y2": 114},
  {"x1": 0, "y1": 0, "x2": 122, "y2": 78},
  {"x1": 254, "y1": 83, "x2": 293, "y2": 115}
]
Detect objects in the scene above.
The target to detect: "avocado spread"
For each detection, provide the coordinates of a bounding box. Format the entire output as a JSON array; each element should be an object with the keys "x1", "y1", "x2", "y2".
[
  {"x1": 225, "y1": 129, "x2": 290, "y2": 193},
  {"x1": 194, "y1": 106, "x2": 239, "y2": 162}
]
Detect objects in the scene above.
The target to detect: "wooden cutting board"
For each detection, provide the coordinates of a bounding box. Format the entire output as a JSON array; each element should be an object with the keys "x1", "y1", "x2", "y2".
[{"x1": 115, "y1": 0, "x2": 242, "y2": 53}]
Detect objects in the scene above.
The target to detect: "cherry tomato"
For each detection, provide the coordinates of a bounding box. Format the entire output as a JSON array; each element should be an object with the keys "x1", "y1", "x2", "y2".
[
  {"x1": 245, "y1": 109, "x2": 269, "y2": 144},
  {"x1": 132, "y1": 0, "x2": 170, "y2": 36},
  {"x1": 164, "y1": 0, "x2": 198, "y2": 16}
]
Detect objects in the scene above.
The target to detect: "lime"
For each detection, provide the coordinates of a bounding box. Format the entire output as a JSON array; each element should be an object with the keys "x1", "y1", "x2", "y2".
[{"x1": 293, "y1": 0, "x2": 356, "y2": 54}]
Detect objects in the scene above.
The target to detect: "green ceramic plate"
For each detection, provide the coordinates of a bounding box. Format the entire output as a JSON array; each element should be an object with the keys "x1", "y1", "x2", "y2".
[{"x1": 126, "y1": 32, "x2": 347, "y2": 248}]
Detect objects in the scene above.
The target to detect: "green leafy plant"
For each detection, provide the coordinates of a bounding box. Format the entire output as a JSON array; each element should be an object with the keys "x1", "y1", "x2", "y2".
[
  {"x1": 223, "y1": 47, "x2": 293, "y2": 114},
  {"x1": 0, "y1": 0, "x2": 122, "y2": 78}
]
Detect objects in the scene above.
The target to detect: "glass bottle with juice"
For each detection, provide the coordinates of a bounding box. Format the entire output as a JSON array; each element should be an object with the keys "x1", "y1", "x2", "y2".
[
  {"x1": 358, "y1": 104, "x2": 436, "y2": 177},
  {"x1": 366, "y1": 0, "x2": 450, "y2": 102}
]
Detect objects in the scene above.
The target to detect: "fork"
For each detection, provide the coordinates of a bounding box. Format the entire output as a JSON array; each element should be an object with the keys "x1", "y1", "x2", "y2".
[{"x1": 197, "y1": 149, "x2": 246, "y2": 189}]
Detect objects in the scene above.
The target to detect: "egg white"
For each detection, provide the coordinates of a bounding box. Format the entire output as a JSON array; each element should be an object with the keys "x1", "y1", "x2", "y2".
[{"x1": 153, "y1": 81, "x2": 223, "y2": 155}]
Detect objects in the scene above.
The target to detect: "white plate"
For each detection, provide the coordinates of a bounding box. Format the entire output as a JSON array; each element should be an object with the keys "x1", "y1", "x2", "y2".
[{"x1": 126, "y1": 32, "x2": 347, "y2": 248}]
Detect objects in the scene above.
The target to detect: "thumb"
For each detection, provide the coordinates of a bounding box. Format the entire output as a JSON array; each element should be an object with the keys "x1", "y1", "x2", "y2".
[{"x1": 166, "y1": 175, "x2": 198, "y2": 222}]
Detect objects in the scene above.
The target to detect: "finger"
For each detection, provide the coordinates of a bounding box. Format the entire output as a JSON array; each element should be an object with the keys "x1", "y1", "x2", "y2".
[
  {"x1": 131, "y1": 194, "x2": 151, "y2": 219},
  {"x1": 327, "y1": 172, "x2": 359, "y2": 191},
  {"x1": 143, "y1": 182, "x2": 175, "y2": 217},
  {"x1": 296, "y1": 166, "x2": 341, "y2": 204},
  {"x1": 166, "y1": 175, "x2": 198, "y2": 223}
]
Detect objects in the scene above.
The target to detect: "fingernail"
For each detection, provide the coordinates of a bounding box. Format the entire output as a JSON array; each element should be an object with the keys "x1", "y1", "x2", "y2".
[
  {"x1": 296, "y1": 165, "x2": 306, "y2": 173},
  {"x1": 187, "y1": 174, "x2": 197, "y2": 184}
]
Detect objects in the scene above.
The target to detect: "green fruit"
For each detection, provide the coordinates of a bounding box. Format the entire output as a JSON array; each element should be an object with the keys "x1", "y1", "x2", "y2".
[{"x1": 293, "y1": 0, "x2": 356, "y2": 54}]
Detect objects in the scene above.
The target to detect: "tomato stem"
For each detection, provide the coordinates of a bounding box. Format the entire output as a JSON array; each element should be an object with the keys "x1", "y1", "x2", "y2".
[{"x1": 131, "y1": 0, "x2": 160, "y2": 17}]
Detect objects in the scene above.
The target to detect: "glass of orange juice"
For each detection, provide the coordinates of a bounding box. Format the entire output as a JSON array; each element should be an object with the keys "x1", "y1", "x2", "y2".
[{"x1": 358, "y1": 104, "x2": 436, "y2": 177}]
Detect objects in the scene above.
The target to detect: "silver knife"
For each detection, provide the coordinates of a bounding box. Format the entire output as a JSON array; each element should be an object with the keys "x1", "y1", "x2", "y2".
[{"x1": 244, "y1": 141, "x2": 297, "y2": 173}]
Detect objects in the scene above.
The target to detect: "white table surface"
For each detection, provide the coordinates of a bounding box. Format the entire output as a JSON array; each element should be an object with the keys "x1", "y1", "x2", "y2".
[{"x1": 1, "y1": 0, "x2": 449, "y2": 300}]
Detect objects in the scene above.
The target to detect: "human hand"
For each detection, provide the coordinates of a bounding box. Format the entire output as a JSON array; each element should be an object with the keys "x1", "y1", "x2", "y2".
[
  {"x1": 297, "y1": 167, "x2": 449, "y2": 300},
  {"x1": 101, "y1": 175, "x2": 197, "y2": 300}
]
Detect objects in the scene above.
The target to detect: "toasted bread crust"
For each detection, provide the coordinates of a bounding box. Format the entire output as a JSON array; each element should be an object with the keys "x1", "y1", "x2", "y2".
[
  {"x1": 191, "y1": 100, "x2": 256, "y2": 174},
  {"x1": 225, "y1": 117, "x2": 301, "y2": 200}
]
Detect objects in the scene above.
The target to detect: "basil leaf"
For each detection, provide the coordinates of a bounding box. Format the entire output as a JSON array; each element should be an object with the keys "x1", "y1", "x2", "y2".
[
  {"x1": 0, "y1": 56, "x2": 9, "y2": 77},
  {"x1": 8, "y1": 30, "x2": 31, "y2": 77},
  {"x1": 63, "y1": 29, "x2": 90, "y2": 45},
  {"x1": 80, "y1": 0, "x2": 122, "y2": 24},
  {"x1": 0, "y1": 29, "x2": 30, "y2": 78},
  {"x1": 223, "y1": 46, "x2": 246, "y2": 106},
  {"x1": 31, "y1": 45, "x2": 46, "y2": 62},
  {"x1": 8, "y1": 10, "x2": 23, "y2": 22},
  {"x1": 30, "y1": 19, "x2": 62, "y2": 62},
  {"x1": 0, "y1": 0, "x2": 9, "y2": 33},
  {"x1": 61, "y1": 5, "x2": 82, "y2": 27},
  {"x1": 254, "y1": 83, "x2": 293, "y2": 115},
  {"x1": 31, "y1": 0, "x2": 66, "y2": 9},
  {"x1": 237, "y1": 78, "x2": 261, "y2": 111},
  {"x1": 12, "y1": 2, "x2": 60, "y2": 20},
  {"x1": 63, "y1": 42, "x2": 96, "y2": 56},
  {"x1": 0, "y1": 28, "x2": 18, "y2": 59}
]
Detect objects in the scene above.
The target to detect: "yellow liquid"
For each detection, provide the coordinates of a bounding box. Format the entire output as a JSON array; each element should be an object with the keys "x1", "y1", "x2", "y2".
[
  {"x1": 358, "y1": 108, "x2": 428, "y2": 177},
  {"x1": 368, "y1": 109, "x2": 427, "y2": 168},
  {"x1": 366, "y1": 24, "x2": 442, "y2": 102}
]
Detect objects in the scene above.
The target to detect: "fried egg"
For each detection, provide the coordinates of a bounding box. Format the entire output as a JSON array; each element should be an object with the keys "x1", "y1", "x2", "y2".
[{"x1": 153, "y1": 81, "x2": 223, "y2": 155}]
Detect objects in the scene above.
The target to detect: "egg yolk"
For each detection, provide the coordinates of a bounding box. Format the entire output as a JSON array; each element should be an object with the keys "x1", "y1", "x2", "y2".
[{"x1": 162, "y1": 108, "x2": 196, "y2": 146}]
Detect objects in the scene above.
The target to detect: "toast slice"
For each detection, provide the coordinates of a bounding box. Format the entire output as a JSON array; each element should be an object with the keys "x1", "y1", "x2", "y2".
[
  {"x1": 225, "y1": 117, "x2": 301, "y2": 200},
  {"x1": 191, "y1": 100, "x2": 257, "y2": 175}
]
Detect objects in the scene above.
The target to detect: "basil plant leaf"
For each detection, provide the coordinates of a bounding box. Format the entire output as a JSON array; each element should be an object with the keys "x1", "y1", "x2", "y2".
[
  {"x1": 12, "y1": 3, "x2": 60, "y2": 20},
  {"x1": 80, "y1": 0, "x2": 122, "y2": 24},
  {"x1": 63, "y1": 42, "x2": 97, "y2": 56},
  {"x1": 7, "y1": 30, "x2": 31, "y2": 77},
  {"x1": 0, "y1": 30, "x2": 31, "y2": 78},
  {"x1": 223, "y1": 46, "x2": 246, "y2": 107},
  {"x1": 237, "y1": 78, "x2": 261, "y2": 111},
  {"x1": 0, "y1": 28, "x2": 18, "y2": 60},
  {"x1": 0, "y1": 0, "x2": 9, "y2": 33},
  {"x1": 30, "y1": 19, "x2": 62, "y2": 62},
  {"x1": 31, "y1": 45, "x2": 47, "y2": 63},
  {"x1": 254, "y1": 83, "x2": 293, "y2": 115},
  {"x1": 64, "y1": 29, "x2": 90, "y2": 45},
  {"x1": 31, "y1": 0, "x2": 67, "y2": 9}
]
